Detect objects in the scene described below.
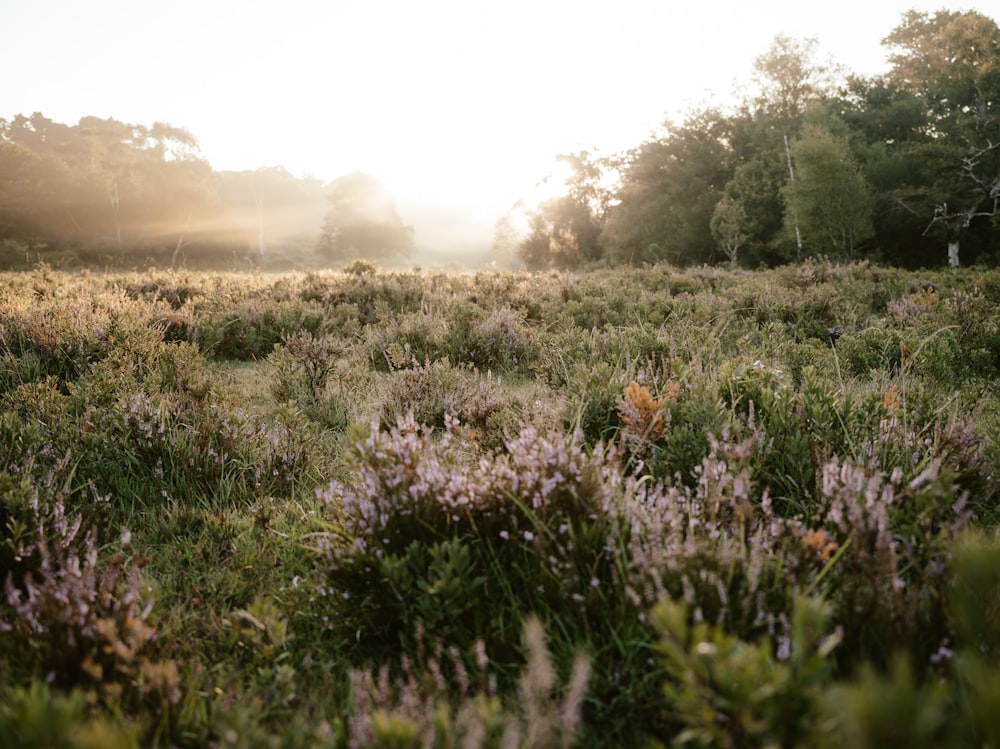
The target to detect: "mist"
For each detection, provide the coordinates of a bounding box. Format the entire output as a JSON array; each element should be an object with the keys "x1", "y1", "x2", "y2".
[{"x1": 0, "y1": 112, "x2": 522, "y2": 272}]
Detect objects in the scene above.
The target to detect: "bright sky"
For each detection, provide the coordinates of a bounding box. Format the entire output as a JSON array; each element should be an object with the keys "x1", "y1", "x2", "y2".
[{"x1": 3, "y1": 0, "x2": 994, "y2": 251}]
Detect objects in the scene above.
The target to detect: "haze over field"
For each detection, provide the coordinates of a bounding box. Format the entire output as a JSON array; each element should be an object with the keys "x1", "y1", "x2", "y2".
[{"x1": 2, "y1": 0, "x2": 996, "y2": 264}]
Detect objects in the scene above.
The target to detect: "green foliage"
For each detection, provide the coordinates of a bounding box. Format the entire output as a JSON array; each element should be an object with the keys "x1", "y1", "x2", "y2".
[
  {"x1": 443, "y1": 305, "x2": 535, "y2": 373},
  {"x1": 346, "y1": 616, "x2": 590, "y2": 748},
  {"x1": 652, "y1": 594, "x2": 839, "y2": 748},
  {"x1": 377, "y1": 358, "x2": 518, "y2": 446},
  {"x1": 563, "y1": 360, "x2": 624, "y2": 444},
  {"x1": 194, "y1": 294, "x2": 326, "y2": 361},
  {"x1": 782, "y1": 123, "x2": 875, "y2": 260},
  {"x1": 819, "y1": 656, "x2": 950, "y2": 749},
  {"x1": 0, "y1": 682, "x2": 139, "y2": 749},
  {"x1": 265, "y1": 331, "x2": 353, "y2": 430}
]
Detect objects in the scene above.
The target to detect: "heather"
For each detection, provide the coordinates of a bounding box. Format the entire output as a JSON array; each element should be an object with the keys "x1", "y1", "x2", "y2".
[{"x1": 1, "y1": 260, "x2": 999, "y2": 747}]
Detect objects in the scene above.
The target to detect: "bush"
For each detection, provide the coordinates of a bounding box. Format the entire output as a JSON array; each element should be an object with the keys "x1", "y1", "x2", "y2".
[
  {"x1": 0, "y1": 472, "x2": 175, "y2": 708},
  {"x1": 315, "y1": 414, "x2": 665, "y2": 742},
  {"x1": 651, "y1": 594, "x2": 840, "y2": 748},
  {"x1": 0, "y1": 682, "x2": 140, "y2": 749},
  {"x1": 444, "y1": 305, "x2": 535, "y2": 373}
]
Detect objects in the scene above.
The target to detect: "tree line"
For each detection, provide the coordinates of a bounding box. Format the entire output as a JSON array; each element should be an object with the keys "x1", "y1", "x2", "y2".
[
  {"x1": 2, "y1": 9, "x2": 997, "y2": 271},
  {"x1": 0, "y1": 116, "x2": 414, "y2": 269},
  {"x1": 501, "y1": 9, "x2": 1000, "y2": 270}
]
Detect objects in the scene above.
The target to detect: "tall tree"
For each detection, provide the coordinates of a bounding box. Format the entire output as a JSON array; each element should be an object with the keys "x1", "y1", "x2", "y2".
[
  {"x1": 716, "y1": 146, "x2": 792, "y2": 267},
  {"x1": 781, "y1": 123, "x2": 875, "y2": 260},
  {"x1": 832, "y1": 75, "x2": 938, "y2": 266},
  {"x1": 601, "y1": 108, "x2": 733, "y2": 266},
  {"x1": 882, "y1": 10, "x2": 1000, "y2": 266},
  {"x1": 0, "y1": 114, "x2": 217, "y2": 257},
  {"x1": 712, "y1": 35, "x2": 841, "y2": 265},
  {"x1": 217, "y1": 167, "x2": 325, "y2": 263},
  {"x1": 317, "y1": 172, "x2": 414, "y2": 266},
  {"x1": 515, "y1": 152, "x2": 612, "y2": 270},
  {"x1": 749, "y1": 35, "x2": 839, "y2": 123}
]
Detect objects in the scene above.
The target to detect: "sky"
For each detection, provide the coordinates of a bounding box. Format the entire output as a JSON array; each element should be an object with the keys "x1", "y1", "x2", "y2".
[{"x1": 3, "y1": 0, "x2": 996, "y2": 256}]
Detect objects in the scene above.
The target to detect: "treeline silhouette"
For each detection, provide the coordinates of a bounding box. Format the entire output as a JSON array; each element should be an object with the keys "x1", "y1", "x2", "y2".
[{"x1": 0, "y1": 113, "x2": 332, "y2": 270}]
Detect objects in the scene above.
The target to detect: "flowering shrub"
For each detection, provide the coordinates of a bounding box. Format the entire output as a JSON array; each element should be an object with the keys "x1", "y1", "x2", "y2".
[
  {"x1": 315, "y1": 413, "x2": 653, "y2": 740},
  {"x1": 312, "y1": 406, "x2": 969, "y2": 737},
  {"x1": 359, "y1": 310, "x2": 448, "y2": 373},
  {"x1": 0, "y1": 473, "x2": 174, "y2": 708},
  {"x1": 444, "y1": 305, "x2": 535, "y2": 373},
  {"x1": 317, "y1": 414, "x2": 622, "y2": 643},
  {"x1": 266, "y1": 330, "x2": 354, "y2": 430},
  {"x1": 376, "y1": 359, "x2": 541, "y2": 451},
  {"x1": 346, "y1": 617, "x2": 590, "y2": 749}
]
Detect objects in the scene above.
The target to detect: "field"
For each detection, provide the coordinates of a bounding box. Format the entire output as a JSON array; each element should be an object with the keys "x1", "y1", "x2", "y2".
[{"x1": 2, "y1": 259, "x2": 1000, "y2": 747}]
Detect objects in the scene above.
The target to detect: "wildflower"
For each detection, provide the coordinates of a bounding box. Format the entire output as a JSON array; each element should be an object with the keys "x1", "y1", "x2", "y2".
[{"x1": 801, "y1": 528, "x2": 839, "y2": 561}]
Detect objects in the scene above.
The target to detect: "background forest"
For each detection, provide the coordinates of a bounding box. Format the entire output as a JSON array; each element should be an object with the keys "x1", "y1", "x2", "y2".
[{"x1": 1, "y1": 9, "x2": 998, "y2": 272}]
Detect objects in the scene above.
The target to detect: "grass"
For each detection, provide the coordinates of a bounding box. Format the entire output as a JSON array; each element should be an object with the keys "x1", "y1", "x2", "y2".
[{"x1": 1, "y1": 259, "x2": 999, "y2": 747}]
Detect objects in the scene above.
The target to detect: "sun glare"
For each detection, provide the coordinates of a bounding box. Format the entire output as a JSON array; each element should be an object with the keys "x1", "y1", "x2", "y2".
[{"x1": 533, "y1": 158, "x2": 577, "y2": 204}]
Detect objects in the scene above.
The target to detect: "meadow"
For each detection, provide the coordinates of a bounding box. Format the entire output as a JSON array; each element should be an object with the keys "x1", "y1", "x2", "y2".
[{"x1": 1, "y1": 259, "x2": 999, "y2": 748}]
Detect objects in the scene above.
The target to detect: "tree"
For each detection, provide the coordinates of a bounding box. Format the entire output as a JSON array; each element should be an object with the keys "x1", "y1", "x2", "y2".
[
  {"x1": 0, "y1": 113, "x2": 218, "y2": 260},
  {"x1": 710, "y1": 195, "x2": 748, "y2": 267},
  {"x1": 490, "y1": 210, "x2": 523, "y2": 270},
  {"x1": 218, "y1": 167, "x2": 326, "y2": 265},
  {"x1": 716, "y1": 149, "x2": 792, "y2": 267},
  {"x1": 749, "y1": 35, "x2": 839, "y2": 122},
  {"x1": 516, "y1": 195, "x2": 598, "y2": 270},
  {"x1": 781, "y1": 123, "x2": 875, "y2": 259},
  {"x1": 831, "y1": 75, "x2": 940, "y2": 266},
  {"x1": 601, "y1": 108, "x2": 733, "y2": 266},
  {"x1": 881, "y1": 10, "x2": 1000, "y2": 266},
  {"x1": 709, "y1": 35, "x2": 841, "y2": 266},
  {"x1": 512, "y1": 152, "x2": 613, "y2": 270},
  {"x1": 317, "y1": 172, "x2": 414, "y2": 267}
]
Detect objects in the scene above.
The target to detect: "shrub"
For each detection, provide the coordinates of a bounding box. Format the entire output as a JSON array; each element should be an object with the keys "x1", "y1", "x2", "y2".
[
  {"x1": 838, "y1": 328, "x2": 904, "y2": 376},
  {"x1": 562, "y1": 360, "x2": 625, "y2": 445},
  {"x1": 0, "y1": 474, "x2": 175, "y2": 709},
  {"x1": 194, "y1": 292, "x2": 325, "y2": 361},
  {"x1": 651, "y1": 594, "x2": 840, "y2": 748},
  {"x1": 358, "y1": 310, "x2": 448, "y2": 373},
  {"x1": 444, "y1": 305, "x2": 535, "y2": 373},
  {"x1": 377, "y1": 359, "x2": 517, "y2": 448},
  {"x1": 346, "y1": 617, "x2": 589, "y2": 749},
  {"x1": 0, "y1": 681, "x2": 140, "y2": 749},
  {"x1": 315, "y1": 414, "x2": 664, "y2": 742}
]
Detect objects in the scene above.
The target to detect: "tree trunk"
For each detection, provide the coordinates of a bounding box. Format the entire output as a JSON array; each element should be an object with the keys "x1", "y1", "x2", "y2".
[
  {"x1": 172, "y1": 235, "x2": 184, "y2": 267},
  {"x1": 948, "y1": 239, "x2": 960, "y2": 268},
  {"x1": 110, "y1": 175, "x2": 122, "y2": 250},
  {"x1": 253, "y1": 186, "x2": 266, "y2": 259}
]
